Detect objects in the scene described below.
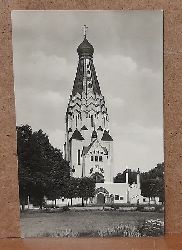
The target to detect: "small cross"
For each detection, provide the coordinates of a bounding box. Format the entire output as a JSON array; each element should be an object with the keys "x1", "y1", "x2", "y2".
[{"x1": 84, "y1": 25, "x2": 88, "y2": 39}]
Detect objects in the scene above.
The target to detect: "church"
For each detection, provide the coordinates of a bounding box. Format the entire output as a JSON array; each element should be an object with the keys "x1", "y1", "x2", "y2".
[{"x1": 62, "y1": 27, "x2": 145, "y2": 205}]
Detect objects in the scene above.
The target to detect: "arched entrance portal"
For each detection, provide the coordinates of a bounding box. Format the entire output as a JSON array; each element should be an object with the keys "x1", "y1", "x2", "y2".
[
  {"x1": 97, "y1": 193, "x2": 105, "y2": 205},
  {"x1": 95, "y1": 187, "x2": 109, "y2": 205}
]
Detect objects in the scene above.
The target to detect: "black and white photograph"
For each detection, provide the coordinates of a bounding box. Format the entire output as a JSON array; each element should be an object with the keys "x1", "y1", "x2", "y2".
[{"x1": 12, "y1": 10, "x2": 164, "y2": 238}]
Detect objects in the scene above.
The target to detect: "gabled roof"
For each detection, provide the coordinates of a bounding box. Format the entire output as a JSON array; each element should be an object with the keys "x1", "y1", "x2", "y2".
[
  {"x1": 101, "y1": 130, "x2": 113, "y2": 141},
  {"x1": 82, "y1": 139, "x2": 97, "y2": 156},
  {"x1": 81, "y1": 125, "x2": 88, "y2": 130},
  {"x1": 82, "y1": 139, "x2": 108, "y2": 156},
  {"x1": 70, "y1": 129, "x2": 84, "y2": 141}
]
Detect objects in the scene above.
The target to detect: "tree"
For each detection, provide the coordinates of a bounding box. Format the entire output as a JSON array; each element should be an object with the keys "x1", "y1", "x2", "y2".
[
  {"x1": 114, "y1": 169, "x2": 137, "y2": 185},
  {"x1": 27, "y1": 129, "x2": 52, "y2": 208},
  {"x1": 113, "y1": 163, "x2": 164, "y2": 204},
  {"x1": 17, "y1": 125, "x2": 33, "y2": 210},
  {"x1": 45, "y1": 147, "x2": 70, "y2": 206},
  {"x1": 65, "y1": 177, "x2": 80, "y2": 206},
  {"x1": 90, "y1": 172, "x2": 104, "y2": 183},
  {"x1": 140, "y1": 163, "x2": 164, "y2": 203},
  {"x1": 77, "y1": 177, "x2": 95, "y2": 206},
  {"x1": 17, "y1": 125, "x2": 71, "y2": 209}
]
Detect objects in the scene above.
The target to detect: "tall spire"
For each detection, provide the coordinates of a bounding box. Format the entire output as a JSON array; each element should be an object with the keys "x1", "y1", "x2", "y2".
[{"x1": 65, "y1": 29, "x2": 113, "y2": 183}]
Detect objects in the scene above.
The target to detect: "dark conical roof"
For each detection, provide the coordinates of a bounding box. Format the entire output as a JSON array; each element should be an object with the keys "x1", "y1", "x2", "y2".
[
  {"x1": 81, "y1": 125, "x2": 88, "y2": 130},
  {"x1": 77, "y1": 38, "x2": 94, "y2": 57},
  {"x1": 101, "y1": 130, "x2": 113, "y2": 141},
  {"x1": 71, "y1": 129, "x2": 84, "y2": 141}
]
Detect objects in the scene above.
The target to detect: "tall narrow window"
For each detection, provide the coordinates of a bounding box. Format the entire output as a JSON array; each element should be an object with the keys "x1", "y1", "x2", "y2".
[
  {"x1": 78, "y1": 149, "x2": 81, "y2": 165},
  {"x1": 76, "y1": 115, "x2": 77, "y2": 127},
  {"x1": 91, "y1": 156, "x2": 94, "y2": 161},
  {"x1": 91, "y1": 115, "x2": 94, "y2": 127},
  {"x1": 95, "y1": 156, "x2": 98, "y2": 162},
  {"x1": 99, "y1": 156, "x2": 103, "y2": 162}
]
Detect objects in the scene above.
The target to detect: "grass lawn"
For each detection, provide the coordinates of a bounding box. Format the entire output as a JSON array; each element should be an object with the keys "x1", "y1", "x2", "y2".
[{"x1": 21, "y1": 210, "x2": 164, "y2": 237}]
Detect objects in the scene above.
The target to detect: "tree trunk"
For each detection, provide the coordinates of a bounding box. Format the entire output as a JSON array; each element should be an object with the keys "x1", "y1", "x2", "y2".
[
  {"x1": 54, "y1": 199, "x2": 57, "y2": 207},
  {"x1": 39, "y1": 198, "x2": 43, "y2": 209},
  {"x1": 82, "y1": 198, "x2": 84, "y2": 207},
  {"x1": 21, "y1": 203, "x2": 25, "y2": 211},
  {"x1": 71, "y1": 198, "x2": 73, "y2": 206}
]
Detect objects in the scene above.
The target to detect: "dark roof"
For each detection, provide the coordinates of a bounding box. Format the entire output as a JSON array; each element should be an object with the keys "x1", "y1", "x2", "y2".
[
  {"x1": 97, "y1": 126, "x2": 103, "y2": 131},
  {"x1": 81, "y1": 125, "x2": 88, "y2": 130},
  {"x1": 91, "y1": 130, "x2": 97, "y2": 138},
  {"x1": 77, "y1": 38, "x2": 94, "y2": 57},
  {"x1": 82, "y1": 139, "x2": 96, "y2": 155},
  {"x1": 101, "y1": 130, "x2": 113, "y2": 141},
  {"x1": 71, "y1": 129, "x2": 84, "y2": 141}
]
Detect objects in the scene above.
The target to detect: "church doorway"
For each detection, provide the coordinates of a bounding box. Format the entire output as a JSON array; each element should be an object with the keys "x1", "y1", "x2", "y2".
[{"x1": 97, "y1": 192, "x2": 105, "y2": 205}]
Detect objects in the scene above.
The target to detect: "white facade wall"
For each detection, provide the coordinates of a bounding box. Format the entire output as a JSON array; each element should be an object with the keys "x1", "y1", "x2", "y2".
[{"x1": 71, "y1": 140, "x2": 84, "y2": 178}]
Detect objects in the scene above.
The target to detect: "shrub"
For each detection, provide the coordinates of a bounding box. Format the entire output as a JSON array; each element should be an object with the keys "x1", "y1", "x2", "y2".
[
  {"x1": 138, "y1": 219, "x2": 164, "y2": 236},
  {"x1": 143, "y1": 206, "x2": 155, "y2": 212},
  {"x1": 98, "y1": 224, "x2": 140, "y2": 237},
  {"x1": 136, "y1": 204, "x2": 144, "y2": 212},
  {"x1": 37, "y1": 229, "x2": 78, "y2": 238},
  {"x1": 111, "y1": 204, "x2": 120, "y2": 210},
  {"x1": 98, "y1": 220, "x2": 164, "y2": 237},
  {"x1": 62, "y1": 206, "x2": 70, "y2": 212},
  {"x1": 78, "y1": 231, "x2": 99, "y2": 237},
  {"x1": 154, "y1": 205, "x2": 163, "y2": 213}
]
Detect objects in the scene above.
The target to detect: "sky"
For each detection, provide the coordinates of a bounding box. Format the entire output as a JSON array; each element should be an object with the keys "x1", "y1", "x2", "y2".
[{"x1": 11, "y1": 10, "x2": 163, "y2": 174}]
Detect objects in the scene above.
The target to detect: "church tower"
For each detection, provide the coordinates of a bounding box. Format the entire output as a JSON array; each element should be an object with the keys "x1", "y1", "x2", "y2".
[{"x1": 64, "y1": 26, "x2": 113, "y2": 183}]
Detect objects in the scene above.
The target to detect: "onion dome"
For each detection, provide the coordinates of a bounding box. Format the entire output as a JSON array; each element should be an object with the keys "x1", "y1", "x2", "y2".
[
  {"x1": 101, "y1": 130, "x2": 113, "y2": 141},
  {"x1": 77, "y1": 38, "x2": 94, "y2": 57}
]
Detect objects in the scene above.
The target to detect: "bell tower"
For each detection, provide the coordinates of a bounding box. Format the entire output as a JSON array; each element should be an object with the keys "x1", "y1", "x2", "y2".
[{"x1": 64, "y1": 27, "x2": 114, "y2": 182}]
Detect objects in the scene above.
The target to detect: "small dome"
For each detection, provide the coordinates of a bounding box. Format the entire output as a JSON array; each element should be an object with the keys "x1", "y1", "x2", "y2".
[
  {"x1": 77, "y1": 38, "x2": 94, "y2": 57},
  {"x1": 92, "y1": 130, "x2": 97, "y2": 139},
  {"x1": 68, "y1": 128, "x2": 72, "y2": 133}
]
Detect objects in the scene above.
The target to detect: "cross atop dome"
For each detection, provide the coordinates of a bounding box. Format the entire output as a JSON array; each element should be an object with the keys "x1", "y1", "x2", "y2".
[
  {"x1": 83, "y1": 24, "x2": 88, "y2": 39},
  {"x1": 77, "y1": 26, "x2": 94, "y2": 58}
]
